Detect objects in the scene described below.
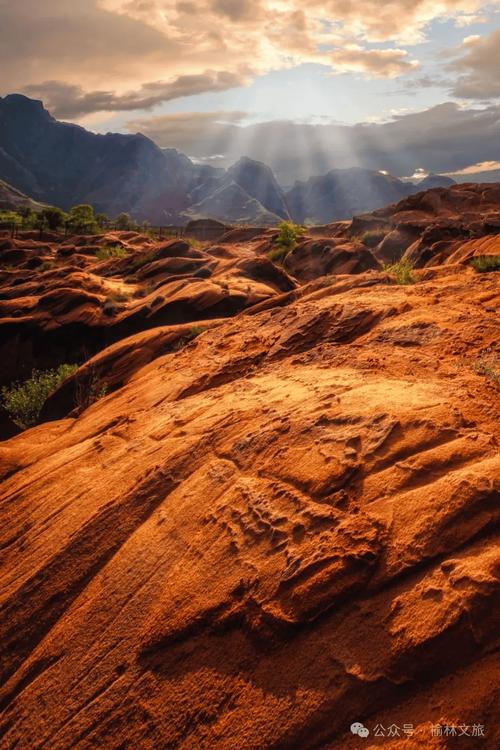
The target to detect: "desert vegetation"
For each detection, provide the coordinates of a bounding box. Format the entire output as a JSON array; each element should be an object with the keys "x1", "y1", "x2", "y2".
[
  {"x1": 383, "y1": 257, "x2": 415, "y2": 285},
  {"x1": 470, "y1": 255, "x2": 500, "y2": 272},
  {"x1": 473, "y1": 349, "x2": 499, "y2": 383},
  {"x1": 268, "y1": 221, "x2": 304, "y2": 262},
  {"x1": 359, "y1": 229, "x2": 386, "y2": 247},
  {"x1": 95, "y1": 244, "x2": 129, "y2": 261},
  {"x1": 1, "y1": 364, "x2": 78, "y2": 428},
  {"x1": 0, "y1": 203, "x2": 144, "y2": 234}
]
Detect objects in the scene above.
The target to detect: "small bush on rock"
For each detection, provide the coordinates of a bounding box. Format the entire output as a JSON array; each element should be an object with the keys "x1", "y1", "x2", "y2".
[
  {"x1": 268, "y1": 221, "x2": 304, "y2": 264},
  {"x1": 360, "y1": 229, "x2": 386, "y2": 247},
  {"x1": 383, "y1": 257, "x2": 415, "y2": 285},
  {"x1": 276, "y1": 221, "x2": 304, "y2": 248},
  {"x1": 75, "y1": 367, "x2": 108, "y2": 410},
  {"x1": 470, "y1": 256, "x2": 500, "y2": 273},
  {"x1": 268, "y1": 245, "x2": 290, "y2": 263},
  {"x1": 96, "y1": 245, "x2": 128, "y2": 261},
  {"x1": 1, "y1": 364, "x2": 78, "y2": 428}
]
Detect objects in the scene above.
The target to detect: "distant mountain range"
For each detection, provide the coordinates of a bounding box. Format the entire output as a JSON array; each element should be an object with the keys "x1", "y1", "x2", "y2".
[{"x1": 0, "y1": 94, "x2": 458, "y2": 226}]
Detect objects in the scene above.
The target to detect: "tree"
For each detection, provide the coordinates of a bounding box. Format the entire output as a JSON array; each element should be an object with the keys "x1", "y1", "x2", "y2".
[
  {"x1": 0, "y1": 210, "x2": 22, "y2": 226},
  {"x1": 115, "y1": 212, "x2": 133, "y2": 231},
  {"x1": 41, "y1": 206, "x2": 67, "y2": 231},
  {"x1": 20, "y1": 209, "x2": 38, "y2": 229},
  {"x1": 95, "y1": 213, "x2": 109, "y2": 229},
  {"x1": 68, "y1": 204, "x2": 97, "y2": 233}
]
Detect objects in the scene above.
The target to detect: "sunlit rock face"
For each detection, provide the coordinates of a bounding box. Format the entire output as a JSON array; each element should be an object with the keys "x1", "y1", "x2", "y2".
[{"x1": 0, "y1": 184, "x2": 499, "y2": 748}]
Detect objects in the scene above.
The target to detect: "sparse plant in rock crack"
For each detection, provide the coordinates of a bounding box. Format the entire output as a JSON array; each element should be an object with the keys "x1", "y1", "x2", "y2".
[
  {"x1": 473, "y1": 348, "x2": 499, "y2": 383},
  {"x1": 173, "y1": 325, "x2": 206, "y2": 351},
  {"x1": 75, "y1": 366, "x2": 108, "y2": 411},
  {"x1": 359, "y1": 229, "x2": 386, "y2": 247},
  {"x1": 321, "y1": 274, "x2": 336, "y2": 287},
  {"x1": 470, "y1": 255, "x2": 500, "y2": 273},
  {"x1": 383, "y1": 257, "x2": 415, "y2": 285},
  {"x1": 108, "y1": 290, "x2": 131, "y2": 303},
  {"x1": 1, "y1": 364, "x2": 78, "y2": 428},
  {"x1": 38, "y1": 260, "x2": 58, "y2": 272}
]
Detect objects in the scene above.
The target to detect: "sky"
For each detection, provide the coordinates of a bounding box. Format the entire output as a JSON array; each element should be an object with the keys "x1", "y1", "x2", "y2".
[{"x1": 0, "y1": 0, "x2": 499, "y2": 182}]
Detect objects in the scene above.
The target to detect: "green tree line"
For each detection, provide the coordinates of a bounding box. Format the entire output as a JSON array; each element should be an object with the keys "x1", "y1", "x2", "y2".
[{"x1": 0, "y1": 204, "x2": 149, "y2": 233}]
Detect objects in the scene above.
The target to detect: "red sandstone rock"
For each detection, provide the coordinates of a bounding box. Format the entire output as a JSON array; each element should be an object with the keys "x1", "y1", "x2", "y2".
[
  {"x1": 0, "y1": 190, "x2": 499, "y2": 749},
  {"x1": 0, "y1": 257, "x2": 498, "y2": 749}
]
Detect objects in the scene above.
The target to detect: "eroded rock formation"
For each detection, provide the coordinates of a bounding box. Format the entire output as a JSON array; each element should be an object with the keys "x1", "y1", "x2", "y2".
[{"x1": 0, "y1": 185, "x2": 499, "y2": 749}]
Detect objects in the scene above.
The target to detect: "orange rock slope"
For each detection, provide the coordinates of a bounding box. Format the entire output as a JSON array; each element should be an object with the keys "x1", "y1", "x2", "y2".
[{"x1": 0, "y1": 191, "x2": 499, "y2": 749}]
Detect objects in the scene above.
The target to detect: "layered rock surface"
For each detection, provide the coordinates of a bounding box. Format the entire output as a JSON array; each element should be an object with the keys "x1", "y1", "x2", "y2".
[
  {"x1": 0, "y1": 230, "x2": 294, "y2": 384},
  {"x1": 0, "y1": 216, "x2": 499, "y2": 748}
]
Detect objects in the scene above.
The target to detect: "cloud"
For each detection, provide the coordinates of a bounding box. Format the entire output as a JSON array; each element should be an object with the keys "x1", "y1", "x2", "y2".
[
  {"x1": 23, "y1": 73, "x2": 248, "y2": 119},
  {"x1": 447, "y1": 159, "x2": 500, "y2": 174},
  {"x1": 126, "y1": 110, "x2": 247, "y2": 150},
  {"x1": 329, "y1": 46, "x2": 418, "y2": 77},
  {"x1": 310, "y1": 0, "x2": 496, "y2": 43},
  {"x1": 454, "y1": 13, "x2": 487, "y2": 26},
  {"x1": 0, "y1": 0, "x2": 180, "y2": 90},
  {"x1": 127, "y1": 102, "x2": 500, "y2": 184},
  {"x1": 1, "y1": 0, "x2": 498, "y2": 115},
  {"x1": 449, "y1": 29, "x2": 500, "y2": 98}
]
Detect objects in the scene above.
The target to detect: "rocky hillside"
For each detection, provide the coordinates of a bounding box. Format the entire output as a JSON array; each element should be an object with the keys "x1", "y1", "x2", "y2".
[
  {"x1": 0, "y1": 179, "x2": 46, "y2": 213},
  {"x1": 0, "y1": 95, "x2": 282, "y2": 225},
  {"x1": 0, "y1": 94, "x2": 456, "y2": 226},
  {"x1": 0, "y1": 182, "x2": 498, "y2": 749}
]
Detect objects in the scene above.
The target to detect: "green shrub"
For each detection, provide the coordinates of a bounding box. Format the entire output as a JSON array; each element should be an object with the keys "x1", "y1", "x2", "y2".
[
  {"x1": 320, "y1": 274, "x2": 336, "y2": 287},
  {"x1": 470, "y1": 256, "x2": 500, "y2": 273},
  {"x1": 360, "y1": 229, "x2": 386, "y2": 247},
  {"x1": 172, "y1": 325, "x2": 206, "y2": 351},
  {"x1": 1, "y1": 364, "x2": 78, "y2": 428},
  {"x1": 41, "y1": 206, "x2": 67, "y2": 231},
  {"x1": 267, "y1": 245, "x2": 290, "y2": 263},
  {"x1": 95, "y1": 213, "x2": 109, "y2": 229},
  {"x1": 0, "y1": 210, "x2": 22, "y2": 226},
  {"x1": 96, "y1": 244, "x2": 129, "y2": 261},
  {"x1": 276, "y1": 221, "x2": 304, "y2": 248},
  {"x1": 68, "y1": 204, "x2": 98, "y2": 234},
  {"x1": 106, "y1": 291, "x2": 130, "y2": 303},
  {"x1": 39, "y1": 260, "x2": 58, "y2": 272},
  {"x1": 115, "y1": 212, "x2": 137, "y2": 231},
  {"x1": 187, "y1": 325, "x2": 205, "y2": 339},
  {"x1": 267, "y1": 221, "x2": 304, "y2": 264},
  {"x1": 383, "y1": 257, "x2": 415, "y2": 285}
]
